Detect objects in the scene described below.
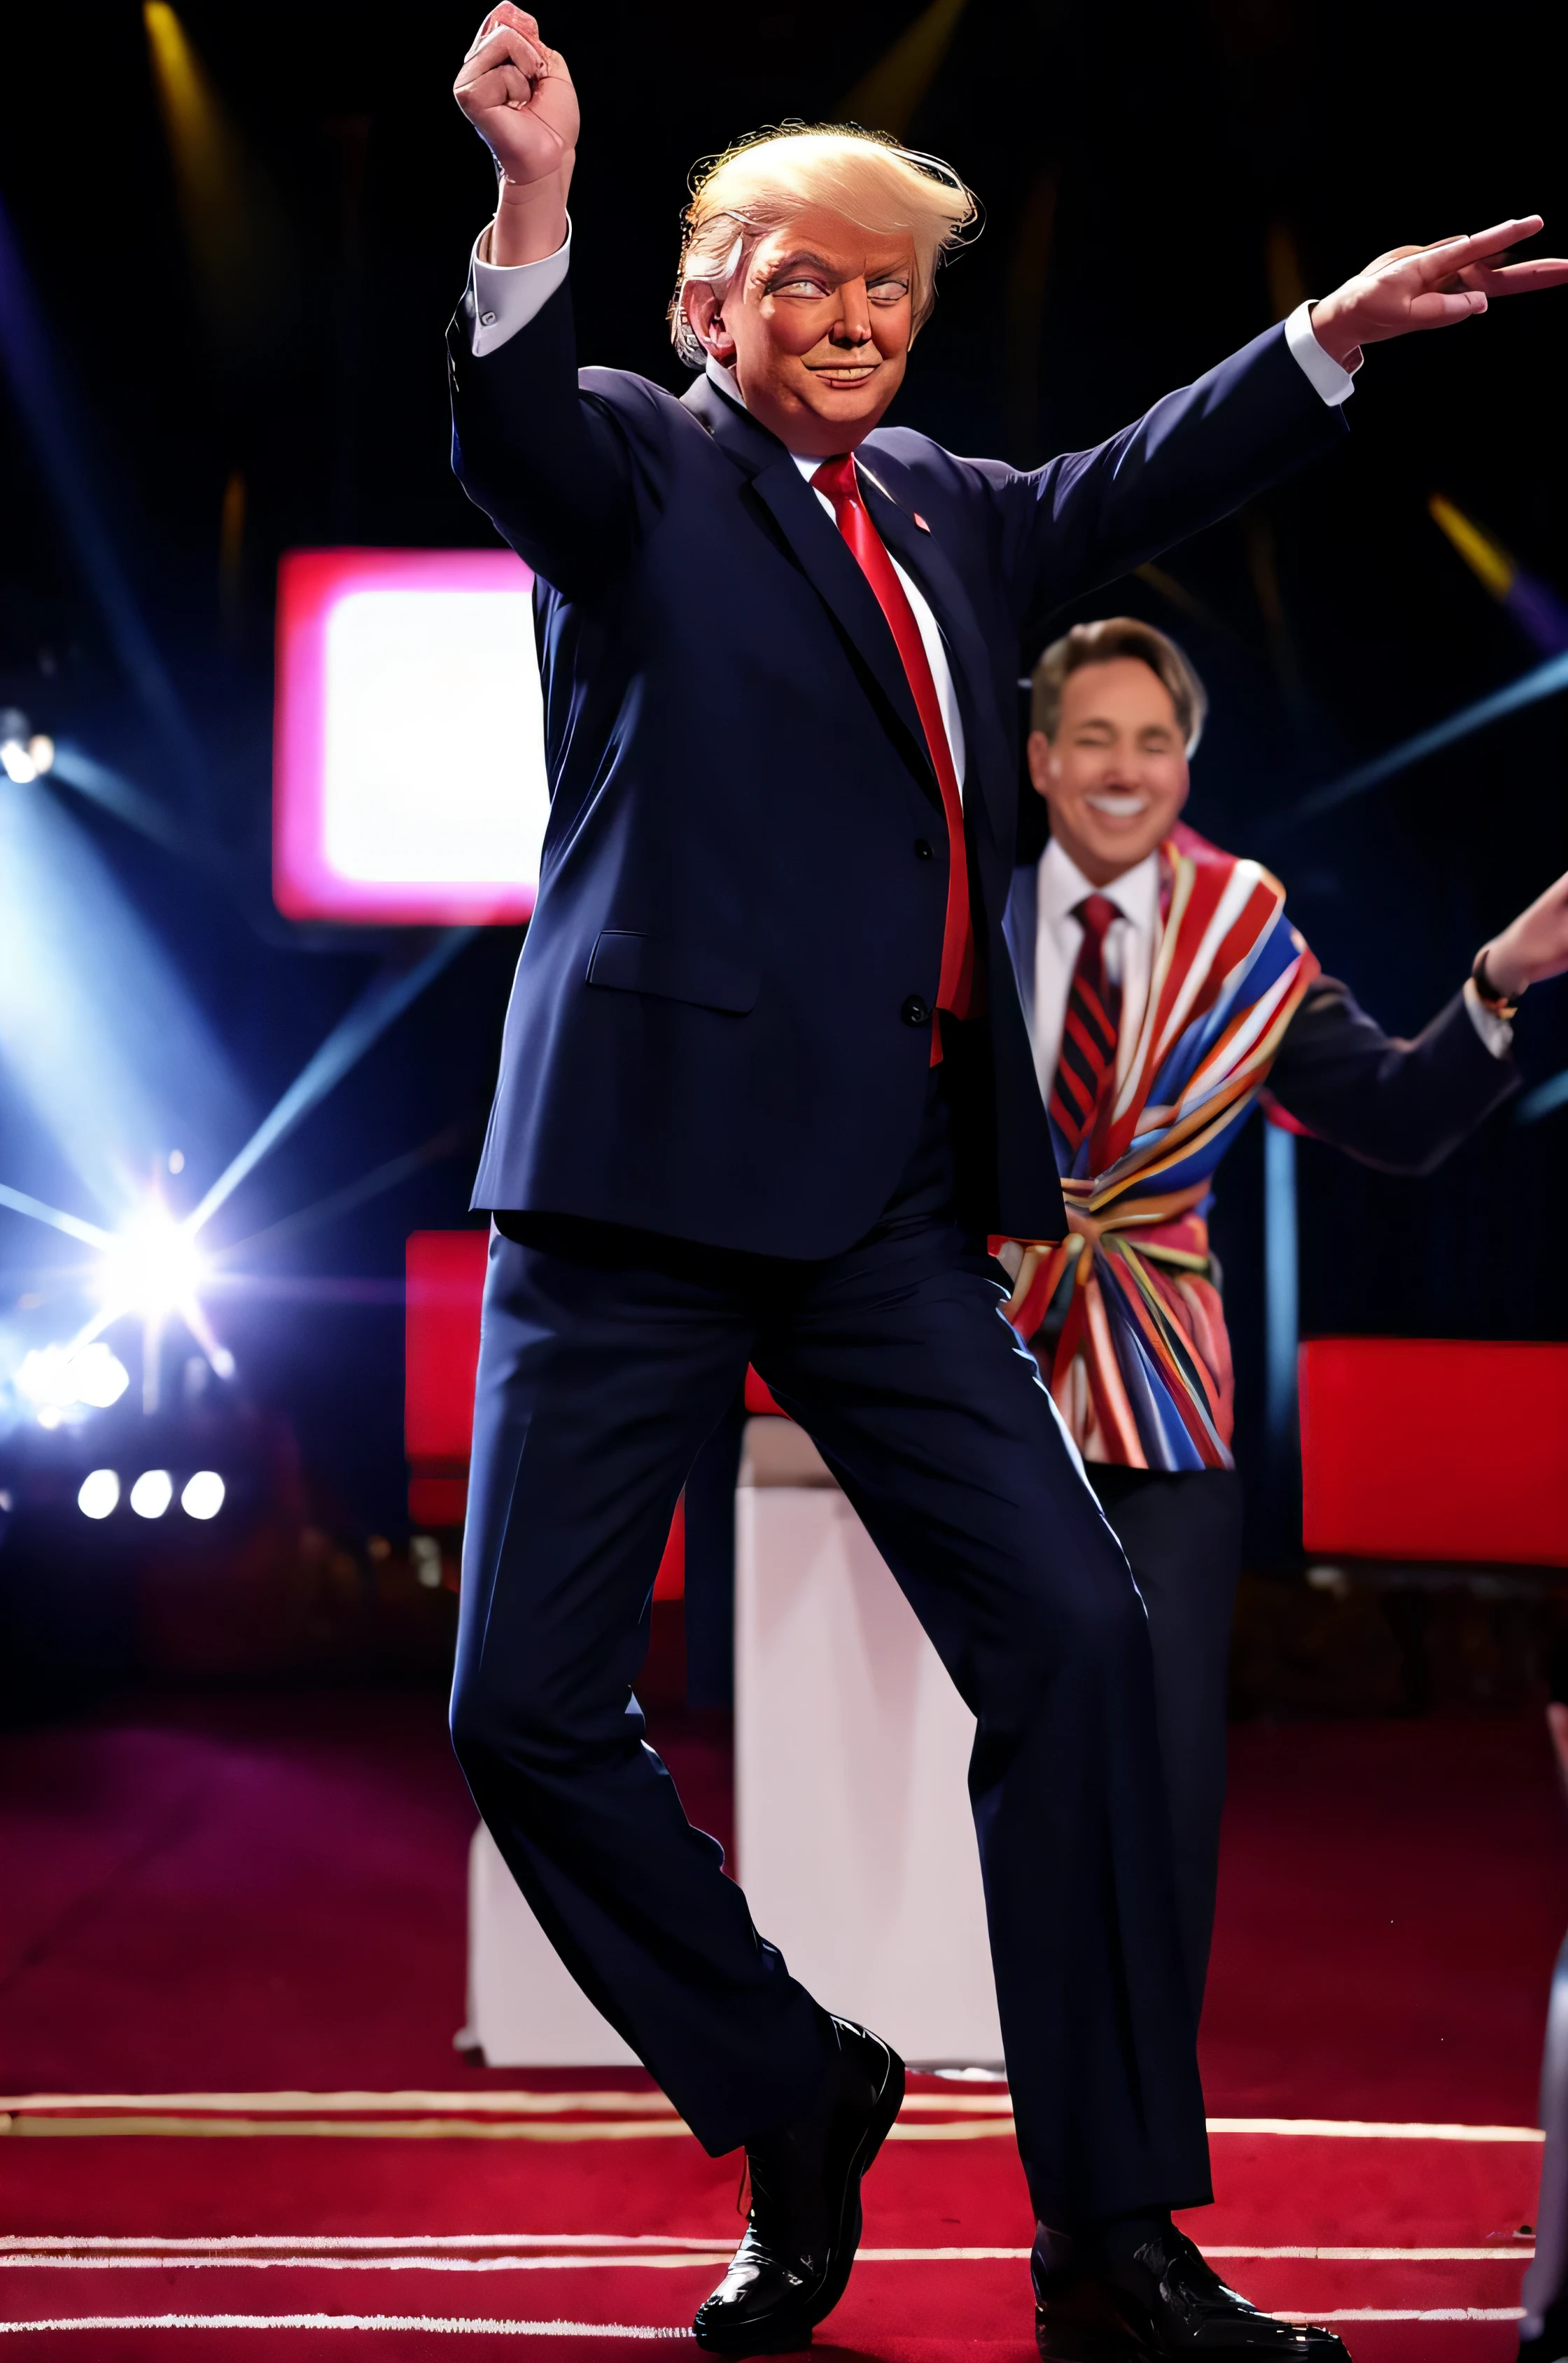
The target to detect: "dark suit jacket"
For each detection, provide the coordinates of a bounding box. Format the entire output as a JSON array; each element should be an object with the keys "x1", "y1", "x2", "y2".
[
  {"x1": 447, "y1": 279, "x2": 1346, "y2": 1256},
  {"x1": 1267, "y1": 976, "x2": 1517, "y2": 1170}
]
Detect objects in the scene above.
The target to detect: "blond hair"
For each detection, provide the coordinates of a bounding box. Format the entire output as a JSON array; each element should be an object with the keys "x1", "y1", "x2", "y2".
[
  {"x1": 1032, "y1": 619, "x2": 1209, "y2": 757},
  {"x1": 669, "y1": 125, "x2": 976, "y2": 369}
]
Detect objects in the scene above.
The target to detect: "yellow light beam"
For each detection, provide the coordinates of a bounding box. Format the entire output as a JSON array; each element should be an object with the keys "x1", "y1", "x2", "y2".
[
  {"x1": 143, "y1": 4, "x2": 287, "y2": 356},
  {"x1": 839, "y1": 0, "x2": 968, "y2": 136},
  {"x1": 1429, "y1": 493, "x2": 1516, "y2": 600}
]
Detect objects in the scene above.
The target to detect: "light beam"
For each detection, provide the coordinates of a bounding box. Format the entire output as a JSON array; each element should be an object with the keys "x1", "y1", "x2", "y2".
[
  {"x1": 1270, "y1": 648, "x2": 1568, "y2": 837},
  {"x1": 188, "y1": 931, "x2": 475, "y2": 1238}
]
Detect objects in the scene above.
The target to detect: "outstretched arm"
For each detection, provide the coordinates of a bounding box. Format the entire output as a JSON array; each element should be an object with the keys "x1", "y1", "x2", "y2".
[
  {"x1": 996, "y1": 218, "x2": 1568, "y2": 630},
  {"x1": 1266, "y1": 979, "x2": 1516, "y2": 1175},
  {"x1": 1178, "y1": 857, "x2": 1568, "y2": 1179}
]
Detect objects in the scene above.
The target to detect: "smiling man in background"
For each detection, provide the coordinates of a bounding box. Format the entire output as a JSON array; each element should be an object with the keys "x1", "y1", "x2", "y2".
[{"x1": 1002, "y1": 615, "x2": 1568, "y2": 2028}]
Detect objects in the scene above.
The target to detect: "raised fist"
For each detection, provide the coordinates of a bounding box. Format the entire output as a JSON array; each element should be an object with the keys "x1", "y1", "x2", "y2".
[{"x1": 454, "y1": 6, "x2": 578, "y2": 200}]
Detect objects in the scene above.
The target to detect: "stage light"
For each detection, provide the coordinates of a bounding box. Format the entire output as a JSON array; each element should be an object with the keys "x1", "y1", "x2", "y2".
[
  {"x1": 73, "y1": 1342, "x2": 131, "y2": 1408},
  {"x1": 78, "y1": 1469, "x2": 120, "y2": 1520},
  {"x1": 97, "y1": 1206, "x2": 208, "y2": 1321},
  {"x1": 274, "y1": 548, "x2": 548, "y2": 924},
  {"x1": 130, "y1": 1469, "x2": 174, "y2": 1519},
  {"x1": 181, "y1": 1470, "x2": 225, "y2": 1520},
  {"x1": 16, "y1": 1340, "x2": 130, "y2": 1417},
  {"x1": 0, "y1": 709, "x2": 53, "y2": 785}
]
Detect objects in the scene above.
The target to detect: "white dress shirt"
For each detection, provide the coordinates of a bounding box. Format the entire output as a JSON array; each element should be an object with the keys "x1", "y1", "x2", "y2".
[
  {"x1": 1028, "y1": 836, "x2": 1511, "y2": 1105},
  {"x1": 1031, "y1": 841, "x2": 1161, "y2": 1107},
  {"x1": 700, "y1": 356, "x2": 968, "y2": 793}
]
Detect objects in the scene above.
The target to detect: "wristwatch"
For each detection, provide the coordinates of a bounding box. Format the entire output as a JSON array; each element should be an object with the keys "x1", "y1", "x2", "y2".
[{"x1": 1471, "y1": 946, "x2": 1522, "y2": 1021}]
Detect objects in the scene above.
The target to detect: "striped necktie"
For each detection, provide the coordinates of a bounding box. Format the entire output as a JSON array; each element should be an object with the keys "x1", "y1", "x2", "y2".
[
  {"x1": 812, "y1": 454, "x2": 974, "y2": 1063},
  {"x1": 1049, "y1": 892, "x2": 1121, "y2": 1158}
]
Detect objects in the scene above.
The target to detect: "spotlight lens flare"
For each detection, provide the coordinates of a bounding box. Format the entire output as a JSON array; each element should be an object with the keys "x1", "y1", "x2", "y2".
[
  {"x1": 181, "y1": 1470, "x2": 225, "y2": 1520},
  {"x1": 78, "y1": 1469, "x2": 120, "y2": 1519},
  {"x1": 130, "y1": 1469, "x2": 174, "y2": 1519},
  {"x1": 98, "y1": 1207, "x2": 208, "y2": 1319},
  {"x1": 17, "y1": 1341, "x2": 130, "y2": 1415}
]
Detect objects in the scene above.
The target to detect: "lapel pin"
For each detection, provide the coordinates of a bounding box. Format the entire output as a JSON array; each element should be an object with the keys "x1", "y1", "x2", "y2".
[{"x1": 913, "y1": 512, "x2": 931, "y2": 533}]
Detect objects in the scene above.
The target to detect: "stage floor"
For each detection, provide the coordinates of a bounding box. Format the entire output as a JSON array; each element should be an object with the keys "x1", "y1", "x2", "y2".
[{"x1": 2, "y1": 1690, "x2": 1564, "y2": 2359}]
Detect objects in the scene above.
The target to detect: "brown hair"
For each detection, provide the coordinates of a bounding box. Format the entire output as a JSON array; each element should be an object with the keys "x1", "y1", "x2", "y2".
[
  {"x1": 669, "y1": 125, "x2": 977, "y2": 369},
  {"x1": 1031, "y1": 618, "x2": 1208, "y2": 755}
]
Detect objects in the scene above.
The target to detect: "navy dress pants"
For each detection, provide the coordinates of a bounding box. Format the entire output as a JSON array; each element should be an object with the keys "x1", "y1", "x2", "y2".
[
  {"x1": 1088, "y1": 1466, "x2": 1245, "y2": 2027},
  {"x1": 451, "y1": 1079, "x2": 1210, "y2": 2230}
]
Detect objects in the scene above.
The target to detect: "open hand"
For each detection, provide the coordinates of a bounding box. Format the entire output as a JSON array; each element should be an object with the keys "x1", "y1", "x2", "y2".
[
  {"x1": 1479, "y1": 867, "x2": 1568, "y2": 1002},
  {"x1": 1310, "y1": 218, "x2": 1568, "y2": 370},
  {"x1": 455, "y1": 6, "x2": 578, "y2": 261}
]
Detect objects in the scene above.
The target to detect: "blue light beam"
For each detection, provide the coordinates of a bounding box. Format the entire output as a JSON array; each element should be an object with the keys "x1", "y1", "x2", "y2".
[
  {"x1": 1273, "y1": 648, "x2": 1568, "y2": 836},
  {"x1": 1518, "y1": 1070, "x2": 1568, "y2": 1126},
  {"x1": 50, "y1": 742, "x2": 200, "y2": 864},
  {"x1": 0, "y1": 197, "x2": 205, "y2": 795},
  {"x1": 0, "y1": 774, "x2": 248, "y2": 1212},
  {"x1": 188, "y1": 930, "x2": 476, "y2": 1238},
  {"x1": 0, "y1": 1180, "x2": 109, "y2": 1249}
]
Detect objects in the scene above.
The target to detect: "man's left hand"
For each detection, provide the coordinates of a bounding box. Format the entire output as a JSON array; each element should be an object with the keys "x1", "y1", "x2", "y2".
[
  {"x1": 1310, "y1": 217, "x2": 1568, "y2": 371},
  {"x1": 1480, "y1": 869, "x2": 1568, "y2": 1002}
]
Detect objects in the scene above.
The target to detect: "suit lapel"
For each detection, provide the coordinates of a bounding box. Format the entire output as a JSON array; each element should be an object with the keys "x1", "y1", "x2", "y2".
[
  {"x1": 856, "y1": 460, "x2": 1015, "y2": 863},
  {"x1": 681, "y1": 379, "x2": 937, "y2": 797}
]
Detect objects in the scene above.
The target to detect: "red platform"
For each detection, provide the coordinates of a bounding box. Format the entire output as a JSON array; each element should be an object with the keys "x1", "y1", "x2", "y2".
[{"x1": 1300, "y1": 1338, "x2": 1568, "y2": 1564}]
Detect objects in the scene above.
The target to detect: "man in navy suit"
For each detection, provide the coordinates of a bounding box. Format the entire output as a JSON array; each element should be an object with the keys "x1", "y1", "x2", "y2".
[{"x1": 444, "y1": 10, "x2": 1567, "y2": 2354}]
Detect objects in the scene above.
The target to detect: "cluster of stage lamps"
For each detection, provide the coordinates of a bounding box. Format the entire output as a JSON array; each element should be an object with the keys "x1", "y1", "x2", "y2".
[{"x1": 76, "y1": 1467, "x2": 225, "y2": 1522}]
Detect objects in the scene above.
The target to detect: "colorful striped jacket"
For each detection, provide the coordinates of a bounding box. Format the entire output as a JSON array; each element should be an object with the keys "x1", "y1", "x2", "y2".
[{"x1": 1002, "y1": 824, "x2": 1319, "y2": 1471}]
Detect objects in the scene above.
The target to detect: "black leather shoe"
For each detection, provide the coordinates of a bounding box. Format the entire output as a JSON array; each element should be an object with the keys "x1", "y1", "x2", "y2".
[
  {"x1": 1520, "y1": 2292, "x2": 1568, "y2": 2360},
  {"x1": 1032, "y1": 2221, "x2": 1352, "y2": 2359},
  {"x1": 693, "y1": 2017, "x2": 905, "y2": 2354}
]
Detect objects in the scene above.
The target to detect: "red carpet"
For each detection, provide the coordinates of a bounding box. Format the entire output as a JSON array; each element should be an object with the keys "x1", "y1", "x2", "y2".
[{"x1": 2, "y1": 1694, "x2": 1564, "y2": 2358}]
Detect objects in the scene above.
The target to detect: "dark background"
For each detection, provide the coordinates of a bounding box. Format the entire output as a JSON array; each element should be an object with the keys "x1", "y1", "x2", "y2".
[{"x1": 1, "y1": 0, "x2": 1565, "y2": 1551}]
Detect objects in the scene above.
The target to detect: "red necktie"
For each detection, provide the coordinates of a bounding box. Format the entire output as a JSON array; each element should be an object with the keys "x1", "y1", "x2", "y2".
[
  {"x1": 812, "y1": 456, "x2": 974, "y2": 1063},
  {"x1": 1050, "y1": 893, "x2": 1121, "y2": 1160}
]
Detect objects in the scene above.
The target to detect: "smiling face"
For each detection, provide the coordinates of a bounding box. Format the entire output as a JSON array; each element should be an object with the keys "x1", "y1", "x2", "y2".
[
  {"x1": 685, "y1": 206, "x2": 916, "y2": 455},
  {"x1": 1028, "y1": 657, "x2": 1191, "y2": 885}
]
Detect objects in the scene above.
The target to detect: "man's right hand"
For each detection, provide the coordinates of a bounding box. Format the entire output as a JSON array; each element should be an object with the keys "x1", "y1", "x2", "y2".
[{"x1": 454, "y1": 6, "x2": 578, "y2": 266}]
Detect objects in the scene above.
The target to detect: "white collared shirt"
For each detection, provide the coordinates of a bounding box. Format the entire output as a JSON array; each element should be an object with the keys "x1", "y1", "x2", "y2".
[
  {"x1": 701, "y1": 357, "x2": 967, "y2": 793},
  {"x1": 1031, "y1": 840, "x2": 1161, "y2": 1106}
]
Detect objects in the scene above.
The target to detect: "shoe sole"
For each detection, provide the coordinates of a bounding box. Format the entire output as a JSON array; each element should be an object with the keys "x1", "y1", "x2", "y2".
[
  {"x1": 1035, "y1": 2297, "x2": 1353, "y2": 2363},
  {"x1": 1034, "y1": 2298, "x2": 1150, "y2": 2363},
  {"x1": 694, "y1": 2031, "x2": 906, "y2": 2355}
]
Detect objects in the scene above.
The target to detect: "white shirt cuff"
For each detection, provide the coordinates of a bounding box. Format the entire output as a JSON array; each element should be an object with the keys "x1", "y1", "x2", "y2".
[
  {"x1": 1462, "y1": 974, "x2": 1513, "y2": 1059},
  {"x1": 465, "y1": 218, "x2": 573, "y2": 358},
  {"x1": 1284, "y1": 300, "x2": 1357, "y2": 407}
]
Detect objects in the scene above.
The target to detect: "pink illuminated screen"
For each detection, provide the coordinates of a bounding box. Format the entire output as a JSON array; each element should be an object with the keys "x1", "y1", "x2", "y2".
[{"x1": 274, "y1": 547, "x2": 547, "y2": 924}]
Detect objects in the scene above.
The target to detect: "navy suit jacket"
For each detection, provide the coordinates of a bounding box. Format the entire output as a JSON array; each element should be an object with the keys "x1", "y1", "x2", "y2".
[{"x1": 447, "y1": 279, "x2": 1346, "y2": 1256}]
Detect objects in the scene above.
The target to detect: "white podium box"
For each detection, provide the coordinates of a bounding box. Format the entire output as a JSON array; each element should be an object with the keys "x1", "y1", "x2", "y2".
[
  {"x1": 463, "y1": 1821, "x2": 637, "y2": 2068},
  {"x1": 462, "y1": 1415, "x2": 1002, "y2": 2069},
  {"x1": 735, "y1": 1419, "x2": 1004, "y2": 2068}
]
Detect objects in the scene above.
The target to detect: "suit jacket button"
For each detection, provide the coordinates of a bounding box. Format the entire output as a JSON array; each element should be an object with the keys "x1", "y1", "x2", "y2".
[
  {"x1": 902, "y1": 995, "x2": 931, "y2": 1027},
  {"x1": 913, "y1": 837, "x2": 934, "y2": 860}
]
